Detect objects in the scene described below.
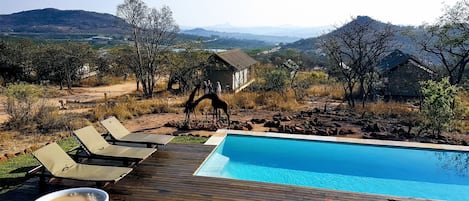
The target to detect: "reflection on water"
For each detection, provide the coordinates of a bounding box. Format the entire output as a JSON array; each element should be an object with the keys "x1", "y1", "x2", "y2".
[{"x1": 435, "y1": 151, "x2": 469, "y2": 177}]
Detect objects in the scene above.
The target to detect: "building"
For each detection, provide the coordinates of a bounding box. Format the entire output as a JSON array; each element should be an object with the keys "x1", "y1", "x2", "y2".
[
  {"x1": 204, "y1": 49, "x2": 258, "y2": 92},
  {"x1": 377, "y1": 49, "x2": 436, "y2": 98}
]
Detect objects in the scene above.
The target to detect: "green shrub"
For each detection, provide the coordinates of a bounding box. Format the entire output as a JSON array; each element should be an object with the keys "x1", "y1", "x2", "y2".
[
  {"x1": 420, "y1": 78, "x2": 458, "y2": 135},
  {"x1": 5, "y1": 84, "x2": 42, "y2": 130},
  {"x1": 264, "y1": 70, "x2": 289, "y2": 92},
  {"x1": 4, "y1": 84, "x2": 70, "y2": 133}
]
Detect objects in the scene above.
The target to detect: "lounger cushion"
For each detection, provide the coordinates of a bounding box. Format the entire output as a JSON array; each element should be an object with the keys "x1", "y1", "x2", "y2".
[
  {"x1": 73, "y1": 126, "x2": 156, "y2": 160},
  {"x1": 32, "y1": 143, "x2": 132, "y2": 182},
  {"x1": 101, "y1": 116, "x2": 174, "y2": 146}
]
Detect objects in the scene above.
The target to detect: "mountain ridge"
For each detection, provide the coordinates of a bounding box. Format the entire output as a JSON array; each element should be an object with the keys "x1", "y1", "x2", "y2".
[
  {"x1": 0, "y1": 8, "x2": 128, "y2": 34},
  {"x1": 181, "y1": 28, "x2": 300, "y2": 44}
]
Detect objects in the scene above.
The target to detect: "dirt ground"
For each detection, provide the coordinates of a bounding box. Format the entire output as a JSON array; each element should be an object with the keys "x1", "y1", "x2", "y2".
[{"x1": 0, "y1": 82, "x2": 139, "y2": 156}]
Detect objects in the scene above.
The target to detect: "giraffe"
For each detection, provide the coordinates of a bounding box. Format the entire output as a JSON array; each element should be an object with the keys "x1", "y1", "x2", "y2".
[
  {"x1": 192, "y1": 93, "x2": 230, "y2": 127},
  {"x1": 184, "y1": 83, "x2": 201, "y2": 126}
]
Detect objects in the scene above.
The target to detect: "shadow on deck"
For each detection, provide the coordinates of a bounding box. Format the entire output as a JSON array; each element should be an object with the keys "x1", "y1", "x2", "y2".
[{"x1": 0, "y1": 144, "x2": 428, "y2": 201}]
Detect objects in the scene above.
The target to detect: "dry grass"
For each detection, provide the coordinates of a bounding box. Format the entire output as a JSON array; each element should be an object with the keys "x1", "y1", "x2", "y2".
[
  {"x1": 307, "y1": 83, "x2": 344, "y2": 100},
  {"x1": 354, "y1": 100, "x2": 417, "y2": 118},
  {"x1": 255, "y1": 90, "x2": 302, "y2": 111},
  {"x1": 79, "y1": 76, "x2": 126, "y2": 87},
  {"x1": 224, "y1": 92, "x2": 258, "y2": 110},
  {"x1": 91, "y1": 95, "x2": 183, "y2": 121},
  {"x1": 190, "y1": 91, "x2": 302, "y2": 115}
]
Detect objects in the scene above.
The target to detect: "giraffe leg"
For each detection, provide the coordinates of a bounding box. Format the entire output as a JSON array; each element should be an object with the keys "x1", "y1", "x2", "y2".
[{"x1": 224, "y1": 108, "x2": 230, "y2": 128}]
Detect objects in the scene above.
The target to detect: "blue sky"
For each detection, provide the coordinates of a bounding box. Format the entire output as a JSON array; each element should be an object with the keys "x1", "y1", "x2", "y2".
[{"x1": 0, "y1": 0, "x2": 459, "y2": 27}]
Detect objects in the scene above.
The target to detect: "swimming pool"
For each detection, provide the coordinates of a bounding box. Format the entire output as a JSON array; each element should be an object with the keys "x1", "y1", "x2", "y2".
[{"x1": 195, "y1": 133, "x2": 469, "y2": 201}]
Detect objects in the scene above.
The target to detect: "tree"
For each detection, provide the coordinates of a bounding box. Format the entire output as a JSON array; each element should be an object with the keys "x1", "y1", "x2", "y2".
[
  {"x1": 117, "y1": 0, "x2": 179, "y2": 98},
  {"x1": 164, "y1": 42, "x2": 210, "y2": 93},
  {"x1": 418, "y1": 0, "x2": 469, "y2": 86},
  {"x1": 321, "y1": 16, "x2": 395, "y2": 107},
  {"x1": 33, "y1": 42, "x2": 94, "y2": 89},
  {"x1": 0, "y1": 39, "x2": 34, "y2": 84},
  {"x1": 419, "y1": 78, "x2": 458, "y2": 136}
]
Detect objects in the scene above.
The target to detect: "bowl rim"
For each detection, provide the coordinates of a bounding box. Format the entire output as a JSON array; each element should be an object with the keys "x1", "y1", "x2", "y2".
[{"x1": 35, "y1": 187, "x2": 109, "y2": 201}]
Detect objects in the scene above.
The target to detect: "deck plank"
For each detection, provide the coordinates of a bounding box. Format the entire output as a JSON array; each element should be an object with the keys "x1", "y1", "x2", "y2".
[{"x1": 0, "y1": 144, "x2": 430, "y2": 201}]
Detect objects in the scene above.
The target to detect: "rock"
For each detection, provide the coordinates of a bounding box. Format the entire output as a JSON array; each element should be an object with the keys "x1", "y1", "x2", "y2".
[
  {"x1": 164, "y1": 120, "x2": 178, "y2": 127},
  {"x1": 317, "y1": 129, "x2": 328, "y2": 136},
  {"x1": 313, "y1": 108, "x2": 321, "y2": 113},
  {"x1": 268, "y1": 128, "x2": 279, "y2": 133},
  {"x1": 294, "y1": 126, "x2": 304, "y2": 133},
  {"x1": 363, "y1": 123, "x2": 381, "y2": 132},
  {"x1": 24, "y1": 147, "x2": 33, "y2": 154},
  {"x1": 0, "y1": 156, "x2": 7, "y2": 163},
  {"x1": 246, "y1": 122, "x2": 254, "y2": 130},
  {"x1": 281, "y1": 116, "x2": 292, "y2": 121},
  {"x1": 30, "y1": 145, "x2": 42, "y2": 151},
  {"x1": 5, "y1": 153, "x2": 15, "y2": 159},
  {"x1": 462, "y1": 140, "x2": 468, "y2": 146},
  {"x1": 251, "y1": 118, "x2": 266, "y2": 124},
  {"x1": 264, "y1": 120, "x2": 280, "y2": 128}
]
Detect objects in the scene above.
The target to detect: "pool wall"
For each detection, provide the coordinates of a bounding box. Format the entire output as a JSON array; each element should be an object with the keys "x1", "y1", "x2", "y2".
[{"x1": 204, "y1": 129, "x2": 469, "y2": 152}]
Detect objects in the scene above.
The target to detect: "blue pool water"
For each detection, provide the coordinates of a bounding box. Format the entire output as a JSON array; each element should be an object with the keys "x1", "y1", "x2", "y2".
[{"x1": 195, "y1": 135, "x2": 469, "y2": 201}]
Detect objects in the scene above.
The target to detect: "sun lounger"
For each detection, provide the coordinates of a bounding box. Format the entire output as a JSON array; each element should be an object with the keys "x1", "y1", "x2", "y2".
[
  {"x1": 32, "y1": 142, "x2": 133, "y2": 187},
  {"x1": 73, "y1": 126, "x2": 156, "y2": 164},
  {"x1": 100, "y1": 116, "x2": 174, "y2": 148}
]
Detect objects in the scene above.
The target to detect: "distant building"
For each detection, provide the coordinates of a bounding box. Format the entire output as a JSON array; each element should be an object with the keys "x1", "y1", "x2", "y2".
[
  {"x1": 204, "y1": 49, "x2": 258, "y2": 93},
  {"x1": 377, "y1": 49, "x2": 436, "y2": 98}
]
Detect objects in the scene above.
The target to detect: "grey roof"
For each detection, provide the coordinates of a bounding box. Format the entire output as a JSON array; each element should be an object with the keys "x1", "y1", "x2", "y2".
[
  {"x1": 377, "y1": 49, "x2": 434, "y2": 74},
  {"x1": 215, "y1": 49, "x2": 258, "y2": 70}
]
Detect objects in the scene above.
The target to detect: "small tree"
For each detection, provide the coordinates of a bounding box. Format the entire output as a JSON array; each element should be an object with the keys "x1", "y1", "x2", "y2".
[
  {"x1": 419, "y1": 78, "x2": 458, "y2": 136},
  {"x1": 264, "y1": 69, "x2": 289, "y2": 92},
  {"x1": 4, "y1": 84, "x2": 70, "y2": 132},
  {"x1": 321, "y1": 16, "x2": 395, "y2": 107}
]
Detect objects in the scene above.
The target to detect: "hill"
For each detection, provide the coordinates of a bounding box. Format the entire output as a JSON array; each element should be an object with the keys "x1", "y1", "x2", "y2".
[
  {"x1": 182, "y1": 28, "x2": 300, "y2": 44},
  {"x1": 283, "y1": 16, "x2": 428, "y2": 62},
  {"x1": 0, "y1": 8, "x2": 128, "y2": 34},
  {"x1": 0, "y1": 8, "x2": 273, "y2": 50}
]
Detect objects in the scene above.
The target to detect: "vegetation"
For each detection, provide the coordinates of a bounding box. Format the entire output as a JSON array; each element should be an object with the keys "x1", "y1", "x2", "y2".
[
  {"x1": 164, "y1": 43, "x2": 211, "y2": 93},
  {"x1": 4, "y1": 84, "x2": 70, "y2": 133},
  {"x1": 321, "y1": 16, "x2": 395, "y2": 108},
  {"x1": 263, "y1": 70, "x2": 290, "y2": 92},
  {"x1": 420, "y1": 78, "x2": 459, "y2": 136},
  {"x1": 0, "y1": 0, "x2": 469, "y2": 196},
  {"x1": 91, "y1": 95, "x2": 182, "y2": 121},
  {"x1": 117, "y1": 0, "x2": 179, "y2": 98},
  {"x1": 417, "y1": 0, "x2": 469, "y2": 86},
  {"x1": 171, "y1": 135, "x2": 208, "y2": 144}
]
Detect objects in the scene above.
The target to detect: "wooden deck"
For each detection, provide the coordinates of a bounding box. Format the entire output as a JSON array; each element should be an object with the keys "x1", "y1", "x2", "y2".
[{"x1": 0, "y1": 144, "x2": 430, "y2": 201}]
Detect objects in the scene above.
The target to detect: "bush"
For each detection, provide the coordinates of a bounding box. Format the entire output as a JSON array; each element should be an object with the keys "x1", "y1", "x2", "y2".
[
  {"x1": 4, "y1": 84, "x2": 70, "y2": 133},
  {"x1": 5, "y1": 84, "x2": 42, "y2": 129},
  {"x1": 420, "y1": 78, "x2": 458, "y2": 135},
  {"x1": 310, "y1": 71, "x2": 328, "y2": 83},
  {"x1": 292, "y1": 73, "x2": 315, "y2": 100},
  {"x1": 264, "y1": 70, "x2": 290, "y2": 92}
]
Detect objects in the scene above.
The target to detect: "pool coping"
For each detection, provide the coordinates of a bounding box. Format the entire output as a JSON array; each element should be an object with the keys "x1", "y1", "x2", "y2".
[{"x1": 205, "y1": 129, "x2": 469, "y2": 152}]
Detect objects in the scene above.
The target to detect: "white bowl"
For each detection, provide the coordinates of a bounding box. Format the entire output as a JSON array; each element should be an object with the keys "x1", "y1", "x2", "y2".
[{"x1": 35, "y1": 187, "x2": 109, "y2": 201}]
